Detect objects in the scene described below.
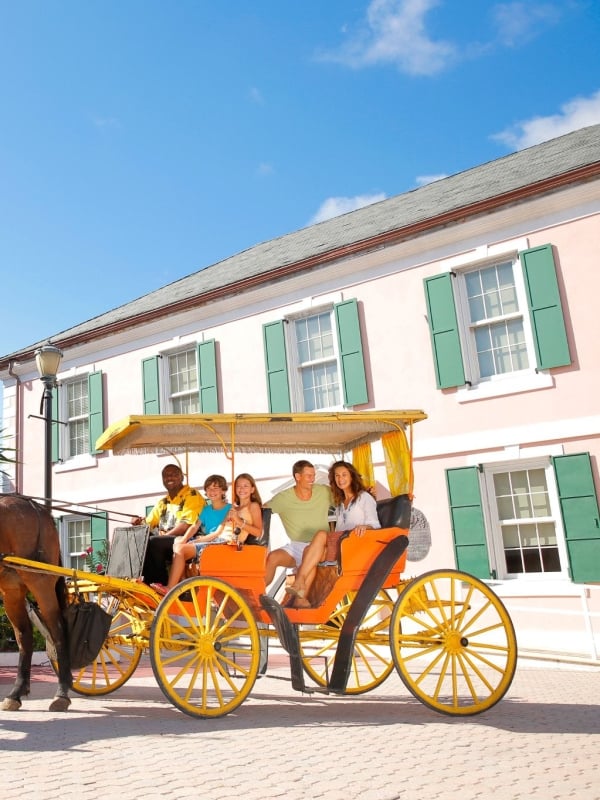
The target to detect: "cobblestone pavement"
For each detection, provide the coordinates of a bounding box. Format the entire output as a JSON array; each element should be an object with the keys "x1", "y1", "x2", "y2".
[{"x1": 1, "y1": 656, "x2": 599, "y2": 800}]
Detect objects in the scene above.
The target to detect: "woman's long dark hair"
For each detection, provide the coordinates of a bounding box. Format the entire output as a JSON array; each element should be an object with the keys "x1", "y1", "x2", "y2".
[{"x1": 328, "y1": 461, "x2": 367, "y2": 506}]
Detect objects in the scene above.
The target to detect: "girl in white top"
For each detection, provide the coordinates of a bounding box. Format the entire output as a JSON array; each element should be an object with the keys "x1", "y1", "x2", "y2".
[{"x1": 286, "y1": 460, "x2": 380, "y2": 608}]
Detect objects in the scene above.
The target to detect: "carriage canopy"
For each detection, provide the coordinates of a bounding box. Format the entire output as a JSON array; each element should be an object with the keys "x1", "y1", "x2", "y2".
[
  {"x1": 96, "y1": 410, "x2": 427, "y2": 455},
  {"x1": 95, "y1": 410, "x2": 428, "y2": 496}
]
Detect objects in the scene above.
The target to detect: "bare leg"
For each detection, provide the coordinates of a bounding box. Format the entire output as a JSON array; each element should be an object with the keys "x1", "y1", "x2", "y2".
[
  {"x1": 265, "y1": 548, "x2": 296, "y2": 586},
  {"x1": 288, "y1": 531, "x2": 327, "y2": 606},
  {"x1": 167, "y1": 541, "x2": 197, "y2": 589}
]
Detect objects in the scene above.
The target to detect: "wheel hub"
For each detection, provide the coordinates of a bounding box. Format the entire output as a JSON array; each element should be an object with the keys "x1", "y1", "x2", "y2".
[
  {"x1": 197, "y1": 635, "x2": 217, "y2": 657},
  {"x1": 444, "y1": 629, "x2": 469, "y2": 653}
]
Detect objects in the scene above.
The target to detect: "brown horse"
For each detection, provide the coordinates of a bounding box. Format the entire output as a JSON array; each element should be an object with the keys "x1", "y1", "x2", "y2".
[{"x1": 0, "y1": 494, "x2": 71, "y2": 711}]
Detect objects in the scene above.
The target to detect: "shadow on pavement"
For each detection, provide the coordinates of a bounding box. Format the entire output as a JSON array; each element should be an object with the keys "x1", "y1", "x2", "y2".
[{"x1": 0, "y1": 665, "x2": 599, "y2": 752}]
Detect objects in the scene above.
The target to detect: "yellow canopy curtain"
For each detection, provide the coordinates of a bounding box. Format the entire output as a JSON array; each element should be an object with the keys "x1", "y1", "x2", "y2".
[
  {"x1": 352, "y1": 442, "x2": 374, "y2": 490},
  {"x1": 352, "y1": 429, "x2": 412, "y2": 497},
  {"x1": 382, "y1": 429, "x2": 412, "y2": 497}
]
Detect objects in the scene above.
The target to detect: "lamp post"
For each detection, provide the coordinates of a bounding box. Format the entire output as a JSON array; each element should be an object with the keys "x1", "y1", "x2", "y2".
[{"x1": 34, "y1": 344, "x2": 63, "y2": 509}]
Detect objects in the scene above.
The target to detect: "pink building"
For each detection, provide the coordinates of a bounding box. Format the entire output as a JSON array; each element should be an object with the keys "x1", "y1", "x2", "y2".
[{"x1": 2, "y1": 124, "x2": 599, "y2": 661}]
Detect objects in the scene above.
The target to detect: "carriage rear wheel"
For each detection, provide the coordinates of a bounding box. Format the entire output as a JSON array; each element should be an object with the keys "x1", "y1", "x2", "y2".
[
  {"x1": 150, "y1": 576, "x2": 260, "y2": 718},
  {"x1": 298, "y1": 589, "x2": 395, "y2": 694},
  {"x1": 390, "y1": 569, "x2": 517, "y2": 715},
  {"x1": 63, "y1": 585, "x2": 143, "y2": 696},
  {"x1": 71, "y1": 607, "x2": 143, "y2": 695}
]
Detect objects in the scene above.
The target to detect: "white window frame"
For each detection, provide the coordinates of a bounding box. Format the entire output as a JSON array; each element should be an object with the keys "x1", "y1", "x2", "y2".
[
  {"x1": 161, "y1": 346, "x2": 200, "y2": 414},
  {"x1": 456, "y1": 257, "x2": 535, "y2": 380},
  {"x1": 480, "y1": 456, "x2": 570, "y2": 583},
  {"x1": 285, "y1": 305, "x2": 344, "y2": 412},
  {"x1": 57, "y1": 375, "x2": 90, "y2": 463},
  {"x1": 60, "y1": 515, "x2": 91, "y2": 571}
]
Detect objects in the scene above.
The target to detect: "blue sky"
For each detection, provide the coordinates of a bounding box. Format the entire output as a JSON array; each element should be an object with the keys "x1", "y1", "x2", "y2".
[{"x1": 1, "y1": 0, "x2": 600, "y2": 358}]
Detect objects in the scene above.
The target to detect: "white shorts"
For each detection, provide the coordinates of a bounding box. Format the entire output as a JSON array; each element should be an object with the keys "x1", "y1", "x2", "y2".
[{"x1": 280, "y1": 540, "x2": 310, "y2": 569}]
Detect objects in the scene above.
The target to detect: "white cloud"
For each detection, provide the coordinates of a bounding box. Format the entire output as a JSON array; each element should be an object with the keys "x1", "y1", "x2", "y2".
[
  {"x1": 492, "y1": 2, "x2": 562, "y2": 47},
  {"x1": 493, "y1": 89, "x2": 600, "y2": 150},
  {"x1": 319, "y1": 0, "x2": 456, "y2": 76},
  {"x1": 415, "y1": 173, "x2": 447, "y2": 186},
  {"x1": 319, "y1": 1, "x2": 566, "y2": 76},
  {"x1": 309, "y1": 193, "x2": 386, "y2": 224}
]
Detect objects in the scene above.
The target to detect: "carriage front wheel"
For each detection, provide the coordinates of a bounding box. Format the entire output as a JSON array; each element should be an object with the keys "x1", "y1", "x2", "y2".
[
  {"x1": 149, "y1": 576, "x2": 260, "y2": 718},
  {"x1": 390, "y1": 569, "x2": 517, "y2": 715}
]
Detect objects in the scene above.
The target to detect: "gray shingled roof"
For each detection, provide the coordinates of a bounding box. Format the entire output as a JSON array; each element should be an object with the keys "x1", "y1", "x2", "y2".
[{"x1": 5, "y1": 123, "x2": 600, "y2": 360}]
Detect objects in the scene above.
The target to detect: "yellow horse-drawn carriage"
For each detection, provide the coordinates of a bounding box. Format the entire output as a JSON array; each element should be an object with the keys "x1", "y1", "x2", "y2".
[{"x1": 3, "y1": 411, "x2": 517, "y2": 718}]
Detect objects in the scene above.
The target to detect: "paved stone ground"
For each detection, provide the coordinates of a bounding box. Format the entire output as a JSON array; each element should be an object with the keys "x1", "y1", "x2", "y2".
[{"x1": 1, "y1": 656, "x2": 599, "y2": 800}]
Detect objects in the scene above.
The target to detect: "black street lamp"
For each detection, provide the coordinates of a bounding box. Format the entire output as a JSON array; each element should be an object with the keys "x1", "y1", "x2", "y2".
[{"x1": 34, "y1": 344, "x2": 63, "y2": 509}]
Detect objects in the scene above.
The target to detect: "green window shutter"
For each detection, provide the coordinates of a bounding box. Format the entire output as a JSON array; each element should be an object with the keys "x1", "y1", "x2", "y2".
[
  {"x1": 552, "y1": 453, "x2": 600, "y2": 583},
  {"x1": 334, "y1": 298, "x2": 368, "y2": 407},
  {"x1": 145, "y1": 504, "x2": 154, "y2": 518},
  {"x1": 142, "y1": 356, "x2": 161, "y2": 414},
  {"x1": 90, "y1": 510, "x2": 108, "y2": 567},
  {"x1": 423, "y1": 273, "x2": 465, "y2": 389},
  {"x1": 88, "y1": 371, "x2": 104, "y2": 454},
  {"x1": 520, "y1": 244, "x2": 571, "y2": 370},
  {"x1": 51, "y1": 386, "x2": 60, "y2": 463},
  {"x1": 263, "y1": 320, "x2": 291, "y2": 413},
  {"x1": 446, "y1": 467, "x2": 491, "y2": 579},
  {"x1": 197, "y1": 340, "x2": 218, "y2": 413}
]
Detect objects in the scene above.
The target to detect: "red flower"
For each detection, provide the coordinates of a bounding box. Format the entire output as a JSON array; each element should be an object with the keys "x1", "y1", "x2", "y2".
[
  {"x1": 85, "y1": 546, "x2": 93, "y2": 554},
  {"x1": 96, "y1": 563, "x2": 104, "y2": 573}
]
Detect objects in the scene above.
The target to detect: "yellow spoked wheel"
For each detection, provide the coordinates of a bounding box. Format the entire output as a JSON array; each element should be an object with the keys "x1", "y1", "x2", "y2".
[
  {"x1": 298, "y1": 589, "x2": 396, "y2": 694},
  {"x1": 390, "y1": 570, "x2": 517, "y2": 715},
  {"x1": 149, "y1": 577, "x2": 260, "y2": 718},
  {"x1": 59, "y1": 583, "x2": 144, "y2": 696},
  {"x1": 71, "y1": 606, "x2": 143, "y2": 696}
]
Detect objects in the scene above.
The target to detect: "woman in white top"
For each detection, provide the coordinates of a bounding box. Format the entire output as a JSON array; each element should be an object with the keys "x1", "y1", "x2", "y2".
[{"x1": 285, "y1": 460, "x2": 380, "y2": 608}]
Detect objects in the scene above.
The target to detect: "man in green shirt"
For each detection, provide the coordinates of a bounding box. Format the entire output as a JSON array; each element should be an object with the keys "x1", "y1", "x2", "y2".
[{"x1": 265, "y1": 460, "x2": 332, "y2": 586}]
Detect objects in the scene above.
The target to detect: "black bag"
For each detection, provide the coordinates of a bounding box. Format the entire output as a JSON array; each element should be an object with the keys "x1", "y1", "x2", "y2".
[{"x1": 65, "y1": 587, "x2": 113, "y2": 669}]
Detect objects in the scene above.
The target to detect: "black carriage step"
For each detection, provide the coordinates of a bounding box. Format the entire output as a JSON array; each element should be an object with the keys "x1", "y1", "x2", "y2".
[
  {"x1": 259, "y1": 595, "x2": 307, "y2": 693},
  {"x1": 329, "y1": 534, "x2": 409, "y2": 693}
]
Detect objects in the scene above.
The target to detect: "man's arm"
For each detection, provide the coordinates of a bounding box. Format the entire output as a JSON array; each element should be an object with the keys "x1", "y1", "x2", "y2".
[
  {"x1": 131, "y1": 499, "x2": 162, "y2": 528},
  {"x1": 161, "y1": 519, "x2": 192, "y2": 537}
]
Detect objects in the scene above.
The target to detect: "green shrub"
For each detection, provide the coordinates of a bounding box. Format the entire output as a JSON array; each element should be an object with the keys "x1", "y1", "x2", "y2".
[{"x1": 0, "y1": 599, "x2": 47, "y2": 652}]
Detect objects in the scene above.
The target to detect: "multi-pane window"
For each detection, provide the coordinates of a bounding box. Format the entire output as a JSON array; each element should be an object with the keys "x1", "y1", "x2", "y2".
[
  {"x1": 492, "y1": 467, "x2": 560, "y2": 575},
  {"x1": 66, "y1": 518, "x2": 91, "y2": 570},
  {"x1": 294, "y1": 312, "x2": 341, "y2": 411},
  {"x1": 66, "y1": 378, "x2": 90, "y2": 457},
  {"x1": 464, "y1": 261, "x2": 529, "y2": 379},
  {"x1": 142, "y1": 342, "x2": 217, "y2": 415},
  {"x1": 448, "y1": 453, "x2": 598, "y2": 584},
  {"x1": 263, "y1": 298, "x2": 367, "y2": 413},
  {"x1": 168, "y1": 349, "x2": 199, "y2": 413}
]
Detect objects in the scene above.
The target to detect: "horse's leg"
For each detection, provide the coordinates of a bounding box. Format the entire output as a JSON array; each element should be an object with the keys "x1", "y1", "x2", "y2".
[
  {"x1": 0, "y1": 584, "x2": 32, "y2": 711},
  {"x1": 0, "y1": 495, "x2": 71, "y2": 711},
  {"x1": 28, "y1": 574, "x2": 71, "y2": 711}
]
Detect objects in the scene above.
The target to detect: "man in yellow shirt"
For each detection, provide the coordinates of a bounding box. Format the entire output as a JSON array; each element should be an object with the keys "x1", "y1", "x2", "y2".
[{"x1": 131, "y1": 463, "x2": 204, "y2": 585}]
